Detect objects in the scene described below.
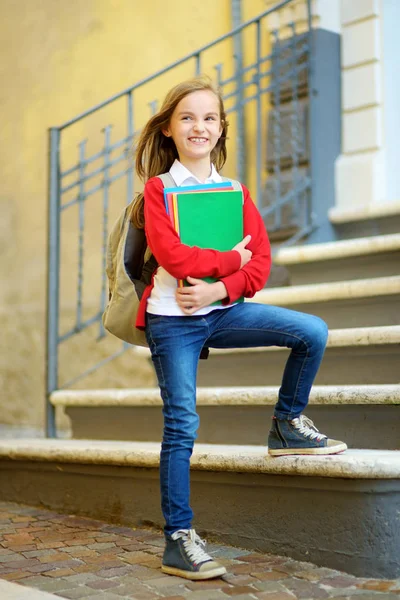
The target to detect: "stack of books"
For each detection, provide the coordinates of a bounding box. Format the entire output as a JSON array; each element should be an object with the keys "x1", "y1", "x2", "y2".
[{"x1": 163, "y1": 182, "x2": 244, "y2": 302}]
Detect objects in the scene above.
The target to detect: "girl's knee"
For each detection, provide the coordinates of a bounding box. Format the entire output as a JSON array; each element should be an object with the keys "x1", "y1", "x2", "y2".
[{"x1": 308, "y1": 316, "x2": 328, "y2": 350}]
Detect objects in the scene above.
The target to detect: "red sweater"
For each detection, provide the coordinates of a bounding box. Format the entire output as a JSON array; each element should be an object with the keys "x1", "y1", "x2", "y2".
[{"x1": 135, "y1": 176, "x2": 271, "y2": 329}]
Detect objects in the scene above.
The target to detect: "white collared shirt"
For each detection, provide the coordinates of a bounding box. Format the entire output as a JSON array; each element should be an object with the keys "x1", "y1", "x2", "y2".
[
  {"x1": 146, "y1": 159, "x2": 235, "y2": 317},
  {"x1": 169, "y1": 159, "x2": 223, "y2": 187}
]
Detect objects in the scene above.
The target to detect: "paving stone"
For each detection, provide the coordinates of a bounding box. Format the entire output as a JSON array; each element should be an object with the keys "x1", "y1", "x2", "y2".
[
  {"x1": 23, "y1": 549, "x2": 59, "y2": 558},
  {"x1": 75, "y1": 593, "x2": 126, "y2": 600},
  {"x1": 108, "y1": 583, "x2": 154, "y2": 597},
  {"x1": 153, "y1": 596, "x2": 185, "y2": 600},
  {"x1": 114, "y1": 564, "x2": 162, "y2": 580},
  {"x1": 37, "y1": 542, "x2": 66, "y2": 549},
  {"x1": 156, "y1": 584, "x2": 188, "y2": 597},
  {"x1": 222, "y1": 596, "x2": 257, "y2": 600},
  {"x1": 320, "y1": 575, "x2": 359, "y2": 588},
  {"x1": 94, "y1": 533, "x2": 120, "y2": 541},
  {"x1": 54, "y1": 588, "x2": 99, "y2": 599},
  {"x1": 87, "y1": 541, "x2": 117, "y2": 550},
  {"x1": 251, "y1": 570, "x2": 287, "y2": 581},
  {"x1": 27, "y1": 563, "x2": 60, "y2": 573},
  {"x1": 255, "y1": 593, "x2": 296, "y2": 600},
  {"x1": 43, "y1": 568, "x2": 76, "y2": 578},
  {"x1": 322, "y1": 588, "x2": 371, "y2": 597},
  {"x1": 283, "y1": 578, "x2": 330, "y2": 598},
  {"x1": 221, "y1": 585, "x2": 258, "y2": 595},
  {"x1": 86, "y1": 578, "x2": 121, "y2": 589},
  {"x1": 334, "y1": 596, "x2": 400, "y2": 600},
  {"x1": 3, "y1": 557, "x2": 40, "y2": 568},
  {"x1": 1, "y1": 570, "x2": 33, "y2": 581},
  {"x1": 357, "y1": 580, "x2": 398, "y2": 592},
  {"x1": 70, "y1": 564, "x2": 103, "y2": 574},
  {"x1": 222, "y1": 574, "x2": 259, "y2": 586},
  {"x1": 251, "y1": 581, "x2": 289, "y2": 593},
  {"x1": 186, "y1": 579, "x2": 233, "y2": 591},
  {"x1": 59, "y1": 572, "x2": 100, "y2": 584},
  {"x1": 147, "y1": 574, "x2": 188, "y2": 588},
  {"x1": 0, "y1": 553, "x2": 21, "y2": 562},
  {"x1": 96, "y1": 565, "x2": 139, "y2": 578},
  {"x1": 19, "y1": 576, "x2": 79, "y2": 592},
  {"x1": 180, "y1": 591, "x2": 229, "y2": 600}
]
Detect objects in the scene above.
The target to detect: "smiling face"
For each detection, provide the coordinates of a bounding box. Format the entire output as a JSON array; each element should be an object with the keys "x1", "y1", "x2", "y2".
[{"x1": 163, "y1": 90, "x2": 223, "y2": 164}]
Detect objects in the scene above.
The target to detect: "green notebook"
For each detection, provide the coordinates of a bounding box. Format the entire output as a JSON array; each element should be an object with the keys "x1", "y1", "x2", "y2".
[{"x1": 175, "y1": 189, "x2": 244, "y2": 304}]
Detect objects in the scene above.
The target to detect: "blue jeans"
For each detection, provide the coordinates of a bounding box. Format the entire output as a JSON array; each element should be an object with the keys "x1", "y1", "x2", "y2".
[{"x1": 145, "y1": 303, "x2": 328, "y2": 536}]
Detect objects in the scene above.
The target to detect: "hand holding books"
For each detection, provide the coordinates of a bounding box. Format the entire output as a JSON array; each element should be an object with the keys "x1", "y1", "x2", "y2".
[{"x1": 233, "y1": 234, "x2": 252, "y2": 268}]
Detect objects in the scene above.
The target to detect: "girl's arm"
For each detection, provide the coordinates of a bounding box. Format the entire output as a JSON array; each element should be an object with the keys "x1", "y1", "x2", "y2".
[
  {"x1": 219, "y1": 184, "x2": 271, "y2": 303},
  {"x1": 144, "y1": 176, "x2": 241, "y2": 279}
]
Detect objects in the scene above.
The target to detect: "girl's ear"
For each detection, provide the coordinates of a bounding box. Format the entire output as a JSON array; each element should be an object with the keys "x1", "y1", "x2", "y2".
[{"x1": 162, "y1": 129, "x2": 171, "y2": 137}]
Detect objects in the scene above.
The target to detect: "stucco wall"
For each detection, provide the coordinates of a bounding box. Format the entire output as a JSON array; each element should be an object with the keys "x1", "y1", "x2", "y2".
[{"x1": 0, "y1": 0, "x2": 267, "y2": 431}]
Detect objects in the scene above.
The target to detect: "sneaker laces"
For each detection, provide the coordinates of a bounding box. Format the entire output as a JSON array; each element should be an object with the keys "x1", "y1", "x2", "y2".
[
  {"x1": 290, "y1": 415, "x2": 327, "y2": 442},
  {"x1": 171, "y1": 528, "x2": 212, "y2": 565}
]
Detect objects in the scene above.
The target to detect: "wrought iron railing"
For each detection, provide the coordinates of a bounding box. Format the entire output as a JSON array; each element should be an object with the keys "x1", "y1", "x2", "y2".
[{"x1": 46, "y1": 0, "x2": 313, "y2": 436}]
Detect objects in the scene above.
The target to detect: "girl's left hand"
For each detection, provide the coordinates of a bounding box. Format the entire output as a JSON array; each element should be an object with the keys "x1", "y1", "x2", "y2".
[{"x1": 175, "y1": 276, "x2": 227, "y2": 315}]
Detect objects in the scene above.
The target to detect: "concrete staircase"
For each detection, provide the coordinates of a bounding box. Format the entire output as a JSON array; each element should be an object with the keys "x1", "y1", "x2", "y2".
[{"x1": 0, "y1": 230, "x2": 399, "y2": 578}]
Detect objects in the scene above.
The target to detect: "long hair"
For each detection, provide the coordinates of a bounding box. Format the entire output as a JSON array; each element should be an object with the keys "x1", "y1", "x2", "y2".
[{"x1": 131, "y1": 76, "x2": 229, "y2": 228}]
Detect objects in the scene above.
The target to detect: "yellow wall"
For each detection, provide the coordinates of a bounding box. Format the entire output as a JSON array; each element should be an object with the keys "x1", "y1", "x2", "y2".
[{"x1": 0, "y1": 0, "x2": 272, "y2": 431}]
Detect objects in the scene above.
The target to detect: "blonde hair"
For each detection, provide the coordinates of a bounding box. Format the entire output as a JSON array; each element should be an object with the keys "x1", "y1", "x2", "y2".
[{"x1": 131, "y1": 76, "x2": 229, "y2": 228}]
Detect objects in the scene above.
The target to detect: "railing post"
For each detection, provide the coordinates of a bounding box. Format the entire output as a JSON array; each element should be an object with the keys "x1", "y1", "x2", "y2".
[
  {"x1": 255, "y1": 18, "x2": 262, "y2": 207},
  {"x1": 232, "y1": 0, "x2": 246, "y2": 185},
  {"x1": 306, "y1": 0, "x2": 316, "y2": 231},
  {"x1": 46, "y1": 128, "x2": 61, "y2": 438}
]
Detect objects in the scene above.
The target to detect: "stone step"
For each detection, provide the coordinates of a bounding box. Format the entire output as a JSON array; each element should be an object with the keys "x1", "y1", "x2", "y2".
[
  {"x1": 273, "y1": 233, "x2": 400, "y2": 285},
  {"x1": 329, "y1": 200, "x2": 400, "y2": 240},
  {"x1": 250, "y1": 275, "x2": 400, "y2": 328},
  {"x1": 0, "y1": 439, "x2": 398, "y2": 578},
  {"x1": 196, "y1": 325, "x2": 400, "y2": 386},
  {"x1": 52, "y1": 384, "x2": 400, "y2": 449}
]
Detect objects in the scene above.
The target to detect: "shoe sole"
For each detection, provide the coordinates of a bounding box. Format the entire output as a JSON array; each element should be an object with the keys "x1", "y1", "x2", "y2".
[
  {"x1": 161, "y1": 564, "x2": 227, "y2": 580},
  {"x1": 268, "y1": 443, "x2": 348, "y2": 456}
]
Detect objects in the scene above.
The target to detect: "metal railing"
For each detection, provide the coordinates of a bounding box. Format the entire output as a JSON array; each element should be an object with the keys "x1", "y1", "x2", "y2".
[{"x1": 46, "y1": 0, "x2": 313, "y2": 436}]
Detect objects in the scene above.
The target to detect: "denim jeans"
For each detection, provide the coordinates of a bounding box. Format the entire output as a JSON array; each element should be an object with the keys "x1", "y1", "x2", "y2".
[{"x1": 145, "y1": 302, "x2": 328, "y2": 536}]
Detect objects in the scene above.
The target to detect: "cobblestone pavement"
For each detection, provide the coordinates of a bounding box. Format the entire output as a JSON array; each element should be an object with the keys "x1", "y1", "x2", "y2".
[{"x1": 0, "y1": 501, "x2": 399, "y2": 600}]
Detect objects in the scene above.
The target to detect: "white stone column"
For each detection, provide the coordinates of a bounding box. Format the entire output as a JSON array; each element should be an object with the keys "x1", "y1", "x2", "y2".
[{"x1": 332, "y1": 0, "x2": 400, "y2": 222}]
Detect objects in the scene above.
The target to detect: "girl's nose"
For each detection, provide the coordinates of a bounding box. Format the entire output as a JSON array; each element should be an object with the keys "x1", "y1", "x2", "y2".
[{"x1": 193, "y1": 121, "x2": 205, "y2": 132}]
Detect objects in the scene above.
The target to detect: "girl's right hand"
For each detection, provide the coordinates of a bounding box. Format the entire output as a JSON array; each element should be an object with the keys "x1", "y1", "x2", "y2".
[{"x1": 233, "y1": 235, "x2": 252, "y2": 268}]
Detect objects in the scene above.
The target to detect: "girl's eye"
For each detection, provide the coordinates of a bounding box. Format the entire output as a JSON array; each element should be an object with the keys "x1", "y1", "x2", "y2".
[
  {"x1": 206, "y1": 116, "x2": 216, "y2": 121},
  {"x1": 182, "y1": 116, "x2": 192, "y2": 121}
]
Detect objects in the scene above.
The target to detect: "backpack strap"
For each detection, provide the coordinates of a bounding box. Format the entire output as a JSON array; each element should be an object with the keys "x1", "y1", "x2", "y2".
[
  {"x1": 157, "y1": 172, "x2": 176, "y2": 187},
  {"x1": 221, "y1": 176, "x2": 243, "y2": 195}
]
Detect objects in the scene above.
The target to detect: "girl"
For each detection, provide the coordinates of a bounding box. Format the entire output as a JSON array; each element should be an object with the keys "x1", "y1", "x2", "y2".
[{"x1": 132, "y1": 77, "x2": 346, "y2": 581}]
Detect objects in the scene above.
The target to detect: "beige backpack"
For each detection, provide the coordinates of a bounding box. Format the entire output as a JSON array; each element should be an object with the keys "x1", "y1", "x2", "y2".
[{"x1": 102, "y1": 173, "x2": 174, "y2": 346}]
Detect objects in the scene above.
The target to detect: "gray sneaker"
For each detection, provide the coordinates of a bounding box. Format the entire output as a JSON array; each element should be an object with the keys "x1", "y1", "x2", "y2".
[
  {"x1": 268, "y1": 415, "x2": 347, "y2": 456},
  {"x1": 162, "y1": 528, "x2": 226, "y2": 580}
]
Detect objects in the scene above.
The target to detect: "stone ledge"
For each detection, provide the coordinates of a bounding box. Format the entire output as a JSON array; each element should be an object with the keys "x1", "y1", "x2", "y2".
[
  {"x1": 252, "y1": 275, "x2": 400, "y2": 305},
  {"x1": 0, "y1": 440, "x2": 398, "y2": 479},
  {"x1": 274, "y1": 233, "x2": 400, "y2": 265},
  {"x1": 0, "y1": 579, "x2": 59, "y2": 600},
  {"x1": 133, "y1": 324, "x2": 400, "y2": 359},
  {"x1": 203, "y1": 325, "x2": 400, "y2": 354},
  {"x1": 329, "y1": 200, "x2": 400, "y2": 224},
  {"x1": 203, "y1": 325, "x2": 400, "y2": 355},
  {"x1": 51, "y1": 384, "x2": 400, "y2": 408}
]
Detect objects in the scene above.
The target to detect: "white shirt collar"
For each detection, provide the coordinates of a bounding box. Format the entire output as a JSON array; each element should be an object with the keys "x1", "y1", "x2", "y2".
[{"x1": 169, "y1": 159, "x2": 222, "y2": 187}]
